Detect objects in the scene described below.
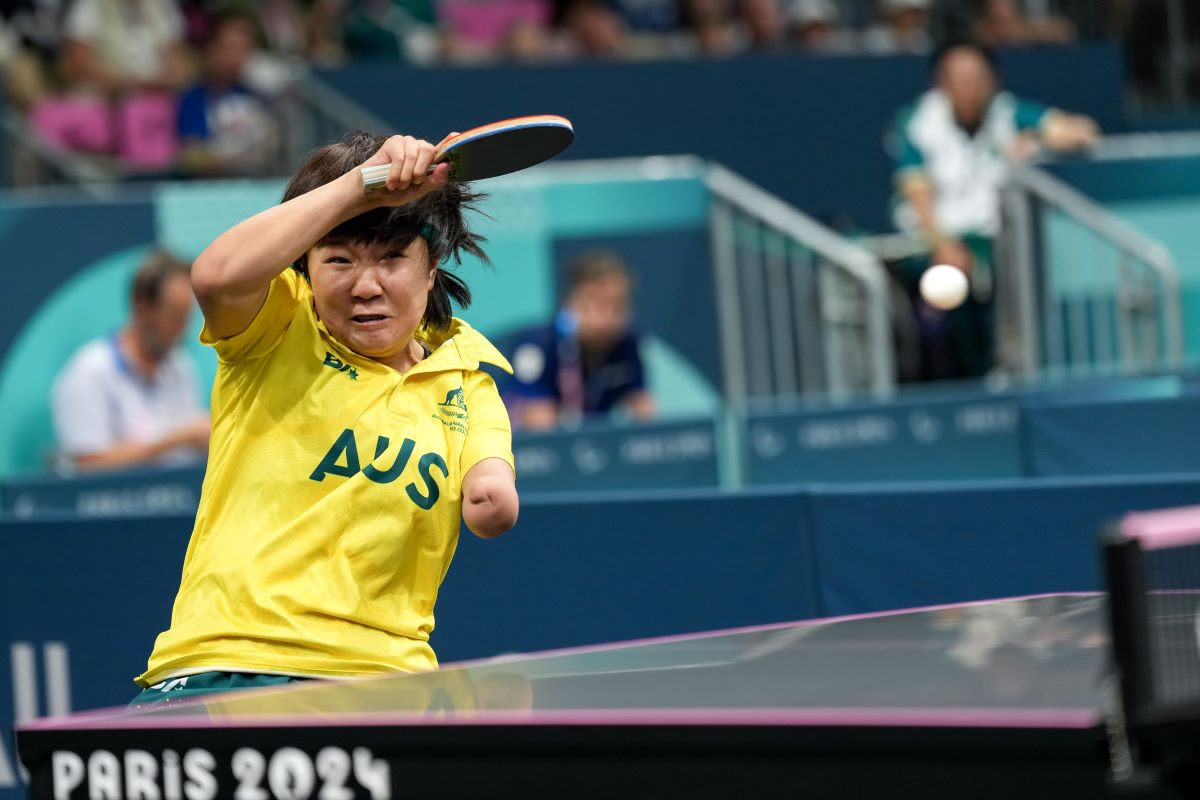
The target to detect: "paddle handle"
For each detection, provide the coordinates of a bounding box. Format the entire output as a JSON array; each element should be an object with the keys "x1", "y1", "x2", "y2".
[{"x1": 360, "y1": 161, "x2": 444, "y2": 194}]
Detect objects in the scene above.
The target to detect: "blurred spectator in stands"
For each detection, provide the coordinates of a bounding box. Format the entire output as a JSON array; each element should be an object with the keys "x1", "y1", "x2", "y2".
[
  {"x1": 52, "y1": 250, "x2": 209, "y2": 472},
  {"x1": 306, "y1": 0, "x2": 348, "y2": 64},
  {"x1": 33, "y1": 0, "x2": 189, "y2": 171},
  {"x1": 61, "y1": 0, "x2": 189, "y2": 96},
  {"x1": 887, "y1": 40, "x2": 1098, "y2": 379},
  {"x1": 496, "y1": 17, "x2": 558, "y2": 62},
  {"x1": 739, "y1": 0, "x2": 786, "y2": 51},
  {"x1": 559, "y1": 0, "x2": 629, "y2": 59},
  {"x1": 343, "y1": 0, "x2": 440, "y2": 63},
  {"x1": 441, "y1": 0, "x2": 551, "y2": 62},
  {"x1": 505, "y1": 250, "x2": 655, "y2": 430},
  {"x1": 176, "y1": 11, "x2": 280, "y2": 177},
  {"x1": 611, "y1": 0, "x2": 677, "y2": 36},
  {"x1": 679, "y1": 0, "x2": 741, "y2": 56},
  {"x1": 257, "y1": 0, "x2": 308, "y2": 57},
  {"x1": 0, "y1": 0, "x2": 64, "y2": 110},
  {"x1": 787, "y1": 0, "x2": 854, "y2": 53},
  {"x1": 862, "y1": 0, "x2": 932, "y2": 55},
  {"x1": 973, "y1": 0, "x2": 1073, "y2": 48}
]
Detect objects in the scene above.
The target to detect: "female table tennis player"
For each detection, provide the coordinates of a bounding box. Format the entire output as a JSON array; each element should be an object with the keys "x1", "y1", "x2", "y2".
[{"x1": 132, "y1": 132, "x2": 519, "y2": 704}]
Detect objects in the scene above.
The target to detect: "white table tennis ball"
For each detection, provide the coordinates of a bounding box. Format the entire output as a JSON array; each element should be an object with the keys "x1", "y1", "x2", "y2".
[{"x1": 919, "y1": 264, "x2": 969, "y2": 311}]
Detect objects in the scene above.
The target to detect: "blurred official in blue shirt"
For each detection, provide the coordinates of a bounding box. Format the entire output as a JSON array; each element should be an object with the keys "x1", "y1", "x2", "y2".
[{"x1": 506, "y1": 250, "x2": 656, "y2": 430}]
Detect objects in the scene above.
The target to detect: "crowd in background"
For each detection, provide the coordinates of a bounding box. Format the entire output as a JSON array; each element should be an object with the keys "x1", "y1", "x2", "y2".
[{"x1": 0, "y1": 1, "x2": 1187, "y2": 179}]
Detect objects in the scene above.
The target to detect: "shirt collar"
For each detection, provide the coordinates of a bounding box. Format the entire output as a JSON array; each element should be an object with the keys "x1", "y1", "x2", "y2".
[{"x1": 415, "y1": 318, "x2": 514, "y2": 375}]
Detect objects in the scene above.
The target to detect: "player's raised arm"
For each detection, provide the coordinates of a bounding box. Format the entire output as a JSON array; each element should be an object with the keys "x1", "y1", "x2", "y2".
[
  {"x1": 462, "y1": 458, "x2": 519, "y2": 539},
  {"x1": 191, "y1": 135, "x2": 449, "y2": 340}
]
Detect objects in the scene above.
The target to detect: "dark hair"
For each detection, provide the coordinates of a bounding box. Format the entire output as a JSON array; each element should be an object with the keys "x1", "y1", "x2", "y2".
[
  {"x1": 566, "y1": 249, "x2": 630, "y2": 292},
  {"x1": 931, "y1": 38, "x2": 999, "y2": 77},
  {"x1": 206, "y1": 9, "x2": 262, "y2": 47},
  {"x1": 131, "y1": 249, "x2": 191, "y2": 306},
  {"x1": 282, "y1": 131, "x2": 488, "y2": 331}
]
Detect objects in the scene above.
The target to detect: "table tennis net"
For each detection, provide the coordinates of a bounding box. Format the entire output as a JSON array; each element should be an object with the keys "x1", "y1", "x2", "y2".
[
  {"x1": 1108, "y1": 506, "x2": 1200, "y2": 719},
  {"x1": 1142, "y1": 549, "x2": 1200, "y2": 709}
]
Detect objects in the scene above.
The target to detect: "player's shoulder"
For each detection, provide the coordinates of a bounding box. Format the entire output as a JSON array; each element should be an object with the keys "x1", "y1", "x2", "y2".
[
  {"x1": 63, "y1": 337, "x2": 119, "y2": 377},
  {"x1": 53, "y1": 337, "x2": 118, "y2": 396},
  {"x1": 894, "y1": 91, "x2": 940, "y2": 129}
]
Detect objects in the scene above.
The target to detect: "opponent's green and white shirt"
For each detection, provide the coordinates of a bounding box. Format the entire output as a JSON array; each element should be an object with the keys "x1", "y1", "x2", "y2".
[{"x1": 889, "y1": 89, "x2": 1051, "y2": 237}]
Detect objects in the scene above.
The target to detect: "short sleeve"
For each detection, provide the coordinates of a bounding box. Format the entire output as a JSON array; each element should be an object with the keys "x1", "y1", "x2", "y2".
[
  {"x1": 1014, "y1": 97, "x2": 1051, "y2": 132},
  {"x1": 52, "y1": 353, "x2": 116, "y2": 457},
  {"x1": 200, "y1": 270, "x2": 302, "y2": 363},
  {"x1": 887, "y1": 105, "x2": 926, "y2": 183},
  {"x1": 461, "y1": 373, "x2": 514, "y2": 476}
]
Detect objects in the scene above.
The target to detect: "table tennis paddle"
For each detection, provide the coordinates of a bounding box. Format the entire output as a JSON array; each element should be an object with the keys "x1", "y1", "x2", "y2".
[{"x1": 361, "y1": 115, "x2": 574, "y2": 193}]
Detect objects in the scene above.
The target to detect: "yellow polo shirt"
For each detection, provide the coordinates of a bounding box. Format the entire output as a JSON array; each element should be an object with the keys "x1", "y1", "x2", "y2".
[{"x1": 137, "y1": 269, "x2": 513, "y2": 686}]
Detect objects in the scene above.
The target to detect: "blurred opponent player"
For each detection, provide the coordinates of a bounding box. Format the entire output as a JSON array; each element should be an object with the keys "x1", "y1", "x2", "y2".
[{"x1": 133, "y1": 131, "x2": 519, "y2": 704}]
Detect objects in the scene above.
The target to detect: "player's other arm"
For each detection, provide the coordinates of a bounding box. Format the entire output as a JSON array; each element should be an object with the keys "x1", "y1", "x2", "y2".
[
  {"x1": 191, "y1": 136, "x2": 446, "y2": 340},
  {"x1": 72, "y1": 418, "x2": 210, "y2": 471},
  {"x1": 462, "y1": 458, "x2": 519, "y2": 538}
]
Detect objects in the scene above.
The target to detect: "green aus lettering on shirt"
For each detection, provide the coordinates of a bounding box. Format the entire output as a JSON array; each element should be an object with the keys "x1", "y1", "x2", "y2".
[{"x1": 309, "y1": 428, "x2": 448, "y2": 509}]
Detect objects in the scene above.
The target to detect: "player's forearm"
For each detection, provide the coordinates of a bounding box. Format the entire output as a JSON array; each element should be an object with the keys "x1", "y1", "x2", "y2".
[
  {"x1": 462, "y1": 467, "x2": 519, "y2": 539},
  {"x1": 900, "y1": 178, "x2": 943, "y2": 240},
  {"x1": 192, "y1": 170, "x2": 375, "y2": 301},
  {"x1": 1042, "y1": 113, "x2": 1099, "y2": 152},
  {"x1": 73, "y1": 435, "x2": 189, "y2": 472}
]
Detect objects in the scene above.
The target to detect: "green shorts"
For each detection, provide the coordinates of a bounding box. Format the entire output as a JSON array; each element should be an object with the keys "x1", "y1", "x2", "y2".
[{"x1": 131, "y1": 672, "x2": 312, "y2": 708}]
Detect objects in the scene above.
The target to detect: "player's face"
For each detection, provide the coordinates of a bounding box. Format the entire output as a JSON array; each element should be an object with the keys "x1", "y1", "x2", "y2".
[
  {"x1": 137, "y1": 273, "x2": 194, "y2": 359},
  {"x1": 938, "y1": 48, "x2": 996, "y2": 128},
  {"x1": 569, "y1": 274, "x2": 631, "y2": 350},
  {"x1": 308, "y1": 238, "x2": 436, "y2": 366}
]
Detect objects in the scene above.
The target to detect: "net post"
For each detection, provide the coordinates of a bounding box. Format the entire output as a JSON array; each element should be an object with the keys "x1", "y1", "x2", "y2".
[{"x1": 1103, "y1": 523, "x2": 1154, "y2": 726}]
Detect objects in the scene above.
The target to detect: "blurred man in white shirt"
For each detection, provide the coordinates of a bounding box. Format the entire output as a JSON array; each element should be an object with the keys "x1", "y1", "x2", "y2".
[{"x1": 52, "y1": 250, "x2": 209, "y2": 471}]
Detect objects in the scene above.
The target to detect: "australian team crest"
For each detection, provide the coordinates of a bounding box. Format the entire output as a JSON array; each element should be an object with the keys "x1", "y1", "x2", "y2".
[{"x1": 436, "y1": 387, "x2": 468, "y2": 434}]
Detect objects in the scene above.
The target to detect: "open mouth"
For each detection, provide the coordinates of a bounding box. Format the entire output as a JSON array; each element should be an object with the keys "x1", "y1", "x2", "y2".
[{"x1": 351, "y1": 314, "x2": 387, "y2": 324}]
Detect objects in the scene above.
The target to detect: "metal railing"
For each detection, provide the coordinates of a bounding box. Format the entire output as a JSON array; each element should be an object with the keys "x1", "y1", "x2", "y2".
[
  {"x1": 999, "y1": 163, "x2": 1185, "y2": 378},
  {"x1": 705, "y1": 164, "x2": 895, "y2": 405}
]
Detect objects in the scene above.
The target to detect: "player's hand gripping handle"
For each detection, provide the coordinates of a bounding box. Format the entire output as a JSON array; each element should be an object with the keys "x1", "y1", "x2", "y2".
[{"x1": 361, "y1": 132, "x2": 458, "y2": 195}]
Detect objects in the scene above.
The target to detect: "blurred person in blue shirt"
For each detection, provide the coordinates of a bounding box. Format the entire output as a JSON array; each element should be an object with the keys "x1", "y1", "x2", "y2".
[
  {"x1": 176, "y1": 11, "x2": 279, "y2": 177},
  {"x1": 506, "y1": 250, "x2": 655, "y2": 430}
]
